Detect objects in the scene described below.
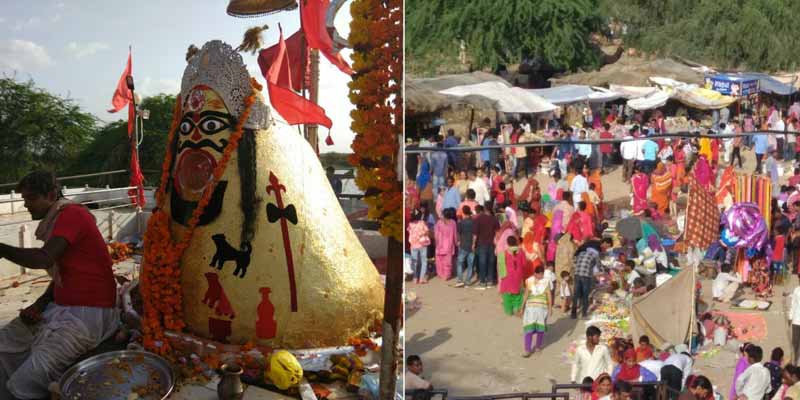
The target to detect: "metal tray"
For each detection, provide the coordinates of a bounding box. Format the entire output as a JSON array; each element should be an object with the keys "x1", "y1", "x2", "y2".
[{"x1": 59, "y1": 350, "x2": 175, "y2": 400}]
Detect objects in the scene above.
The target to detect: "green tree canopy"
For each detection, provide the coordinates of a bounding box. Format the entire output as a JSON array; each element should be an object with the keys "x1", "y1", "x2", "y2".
[
  {"x1": 67, "y1": 94, "x2": 177, "y2": 187},
  {"x1": 0, "y1": 78, "x2": 97, "y2": 184},
  {"x1": 602, "y1": 0, "x2": 800, "y2": 71},
  {"x1": 406, "y1": 0, "x2": 604, "y2": 76}
]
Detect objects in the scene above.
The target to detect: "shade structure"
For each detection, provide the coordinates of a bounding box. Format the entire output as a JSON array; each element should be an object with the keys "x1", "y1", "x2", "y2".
[
  {"x1": 227, "y1": 0, "x2": 297, "y2": 17},
  {"x1": 439, "y1": 81, "x2": 557, "y2": 114},
  {"x1": 630, "y1": 266, "x2": 695, "y2": 349},
  {"x1": 528, "y1": 84, "x2": 622, "y2": 105}
]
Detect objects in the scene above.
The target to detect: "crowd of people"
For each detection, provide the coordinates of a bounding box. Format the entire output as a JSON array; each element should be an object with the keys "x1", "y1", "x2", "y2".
[{"x1": 404, "y1": 101, "x2": 800, "y2": 398}]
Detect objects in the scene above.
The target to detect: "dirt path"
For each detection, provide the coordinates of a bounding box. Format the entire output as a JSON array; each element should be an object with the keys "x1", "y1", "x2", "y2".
[{"x1": 405, "y1": 149, "x2": 794, "y2": 397}]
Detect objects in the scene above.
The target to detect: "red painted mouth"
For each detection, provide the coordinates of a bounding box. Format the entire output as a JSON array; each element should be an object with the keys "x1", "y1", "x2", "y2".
[{"x1": 175, "y1": 148, "x2": 218, "y2": 198}]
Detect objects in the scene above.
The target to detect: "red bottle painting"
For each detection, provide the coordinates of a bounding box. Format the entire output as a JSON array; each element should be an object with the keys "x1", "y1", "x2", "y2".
[{"x1": 256, "y1": 287, "x2": 277, "y2": 339}]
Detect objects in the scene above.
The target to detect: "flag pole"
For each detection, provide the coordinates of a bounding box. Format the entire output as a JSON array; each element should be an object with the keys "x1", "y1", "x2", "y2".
[{"x1": 298, "y1": 0, "x2": 320, "y2": 155}]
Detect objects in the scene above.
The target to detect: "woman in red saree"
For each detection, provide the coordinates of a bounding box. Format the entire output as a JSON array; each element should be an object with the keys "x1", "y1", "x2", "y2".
[
  {"x1": 631, "y1": 166, "x2": 650, "y2": 215},
  {"x1": 693, "y1": 155, "x2": 713, "y2": 190},
  {"x1": 518, "y1": 176, "x2": 542, "y2": 214},
  {"x1": 650, "y1": 163, "x2": 672, "y2": 214}
]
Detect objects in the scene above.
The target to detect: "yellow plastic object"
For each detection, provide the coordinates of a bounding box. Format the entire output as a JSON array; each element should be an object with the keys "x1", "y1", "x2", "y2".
[{"x1": 266, "y1": 350, "x2": 303, "y2": 390}]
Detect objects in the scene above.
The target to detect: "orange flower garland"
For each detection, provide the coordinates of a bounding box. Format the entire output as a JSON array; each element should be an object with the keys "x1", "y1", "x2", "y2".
[
  {"x1": 140, "y1": 85, "x2": 257, "y2": 356},
  {"x1": 348, "y1": 0, "x2": 403, "y2": 241}
]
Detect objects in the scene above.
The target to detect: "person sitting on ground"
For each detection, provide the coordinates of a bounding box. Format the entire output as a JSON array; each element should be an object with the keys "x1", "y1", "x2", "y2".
[
  {"x1": 712, "y1": 263, "x2": 742, "y2": 303},
  {"x1": 780, "y1": 364, "x2": 800, "y2": 400},
  {"x1": 636, "y1": 335, "x2": 655, "y2": 362},
  {"x1": 622, "y1": 260, "x2": 640, "y2": 291},
  {"x1": 765, "y1": 347, "x2": 785, "y2": 399},
  {"x1": 678, "y1": 375, "x2": 714, "y2": 400},
  {"x1": 612, "y1": 348, "x2": 658, "y2": 383},
  {"x1": 0, "y1": 171, "x2": 119, "y2": 399},
  {"x1": 405, "y1": 355, "x2": 432, "y2": 391},
  {"x1": 631, "y1": 278, "x2": 648, "y2": 297},
  {"x1": 735, "y1": 345, "x2": 772, "y2": 400}
]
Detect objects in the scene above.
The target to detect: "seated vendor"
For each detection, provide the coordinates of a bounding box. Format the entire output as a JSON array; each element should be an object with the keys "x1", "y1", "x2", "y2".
[{"x1": 0, "y1": 171, "x2": 118, "y2": 399}]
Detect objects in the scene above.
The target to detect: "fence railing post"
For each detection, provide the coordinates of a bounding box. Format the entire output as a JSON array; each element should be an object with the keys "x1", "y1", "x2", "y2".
[
  {"x1": 107, "y1": 211, "x2": 115, "y2": 241},
  {"x1": 9, "y1": 190, "x2": 15, "y2": 214},
  {"x1": 17, "y1": 224, "x2": 28, "y2": 275}
]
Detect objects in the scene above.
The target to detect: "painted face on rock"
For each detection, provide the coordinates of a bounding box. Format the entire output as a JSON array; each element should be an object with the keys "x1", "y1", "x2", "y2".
[{"x1": 175, "y1": 85, "x2": 235, "y2": 202}]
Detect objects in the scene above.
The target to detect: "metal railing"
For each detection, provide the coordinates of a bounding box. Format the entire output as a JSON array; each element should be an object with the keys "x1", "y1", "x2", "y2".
[
  {"x1": 552, "y1": 381, "x2": 670, "y2": 400},
  {"x1": 406, "y1": 390, "x2": 570, "y2": 400},
  {"x1": 0, "y1": 170, "x2": 129, "y2": 189}
]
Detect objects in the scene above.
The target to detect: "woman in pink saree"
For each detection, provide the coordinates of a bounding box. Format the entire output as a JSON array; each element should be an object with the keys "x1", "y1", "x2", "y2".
[
  {"x1": 631, "y1": 165, "x2": 650, "y2": 215},
  {"x1": 434, "y1": 208, "x2": 458, "y2": 280},
  {"x1": 693, "y1": 155, "x2": 713, "y2": 190}
]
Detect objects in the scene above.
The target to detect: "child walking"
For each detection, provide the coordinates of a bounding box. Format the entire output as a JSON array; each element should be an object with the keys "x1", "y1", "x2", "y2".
[
  {"x1": 408, "y1": 209, "x2": 431, "y2": 284},
  {"x1": 519, "y1": 266, "x2": 552, "y2": 357},
  {"x1": 559, "y1": 271, "x2": 572, "y2": 313}
]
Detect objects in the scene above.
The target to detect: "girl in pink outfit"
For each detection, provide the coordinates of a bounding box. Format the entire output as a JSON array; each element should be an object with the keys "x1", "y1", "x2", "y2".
[
  {"x1": 434, "y1": 208, "x2": 458, "y2": 280},
  {"x1": 408, "y1": 210, "x2": 431, "y2": 283}
]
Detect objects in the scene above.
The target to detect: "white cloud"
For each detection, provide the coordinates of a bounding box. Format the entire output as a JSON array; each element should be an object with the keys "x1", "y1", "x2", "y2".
[
  {"x1": 12, "y1": 17, "x2": 41, "y2": 31},
  {"x1": 138, "y1": 77, "x2": 181, "y2": 97},
  {"x1": 65, "y1": 41, "x2": 110, "y2": 58},
  {"x1": 0, "y1": 39, "x2": 53, "y2": 72},
  {"x1": 0, "y1": 17, "x2": 6, "y2": 24},
  {"x1": 51, "y1": 14, "x2": 62, "y2": 23},
  {"x1": 55, "y1": 1, "x2": 65, "y2": 8}
]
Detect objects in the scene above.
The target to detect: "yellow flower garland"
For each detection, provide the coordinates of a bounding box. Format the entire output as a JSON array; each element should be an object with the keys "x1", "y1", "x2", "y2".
[{"x1": 348, "y1": 0, "x2": 403, "y2": 241}]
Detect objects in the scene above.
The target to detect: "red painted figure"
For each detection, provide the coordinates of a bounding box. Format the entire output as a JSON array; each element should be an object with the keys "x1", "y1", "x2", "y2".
[
  {"x1": 256, "y1": 287, "x2": 277, "y2": 339},
  {"x1": 266, "y1": 171, "x2": 298, "y2": 312},
  {"x1": 202, "y1": 272, "x2": 236, "y2": 318}
]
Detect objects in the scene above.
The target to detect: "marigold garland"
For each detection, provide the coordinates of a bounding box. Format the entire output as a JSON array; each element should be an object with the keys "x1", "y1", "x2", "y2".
[
  {"x1": 348, "y1": 0, "x2": 403, "y2": 241},
  {"x1": 140, "y1": 87, "x2": 256, "y2": 356}
]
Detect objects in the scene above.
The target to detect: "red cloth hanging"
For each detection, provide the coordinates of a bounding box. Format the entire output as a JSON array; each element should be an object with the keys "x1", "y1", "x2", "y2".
[
  {"x1": 265, "y1": 29, "x2": 332, "y2": 129},
  {"x1": 301, "y1": 0, "x2": 353, "y2": 75},
  {"x1": 258, "y1": 30, "x2": 308, "y2": 92},
  {"x1": 128, "y1": 147, "x2": 146, "y2": 207},
  {"x1": 108, "y1": 51, "x2": 134, "y2": 136}
]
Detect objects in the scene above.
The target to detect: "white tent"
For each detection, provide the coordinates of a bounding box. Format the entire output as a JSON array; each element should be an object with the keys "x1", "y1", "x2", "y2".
[
  {"x1": 608, "y1": 84, "x2": 658, "y2": 99},
  {"x1": 439, "y1": 82, "x2": 558, "y2": 113},
  {"x1": 527, "y1": 84, "x2": 623, "y2": 105},
  {"x1": 627, "y1": 90, "x2": 670, "y2": 111}
]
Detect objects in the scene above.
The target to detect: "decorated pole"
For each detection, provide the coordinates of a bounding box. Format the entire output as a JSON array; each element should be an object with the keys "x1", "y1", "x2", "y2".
[{"x1": 308, "y1": 48, "x2": 320, "y2": 154}]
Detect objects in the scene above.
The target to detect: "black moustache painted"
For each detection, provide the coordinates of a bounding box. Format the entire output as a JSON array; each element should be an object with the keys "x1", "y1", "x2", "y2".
[{"x1": 178, "y1": 138, "x2": 229, "y2": 154}]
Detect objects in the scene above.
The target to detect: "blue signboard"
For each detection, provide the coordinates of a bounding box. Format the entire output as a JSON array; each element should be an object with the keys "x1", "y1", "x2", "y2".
[{"x1": 704, "y1": 75, "x2": 759, "y2": 96}]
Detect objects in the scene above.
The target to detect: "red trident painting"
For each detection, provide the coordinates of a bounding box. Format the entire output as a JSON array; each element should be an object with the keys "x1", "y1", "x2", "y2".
[{"x1": 265, "y1": 171, "x2": 299, "y2": 312}]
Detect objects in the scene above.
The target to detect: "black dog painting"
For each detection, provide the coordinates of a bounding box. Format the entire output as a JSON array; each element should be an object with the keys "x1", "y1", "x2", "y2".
[{"x1": 209, "y1": 233, "x2": 252, "y2": 278}]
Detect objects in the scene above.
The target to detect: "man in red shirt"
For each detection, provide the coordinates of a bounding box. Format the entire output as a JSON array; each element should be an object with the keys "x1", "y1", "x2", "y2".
[
  {"x1": 599, "y1": 123, "x2": 614, "y2": 174},
  {"x1": 0, "y1": 171, "x2": 118, "y2": 399}
]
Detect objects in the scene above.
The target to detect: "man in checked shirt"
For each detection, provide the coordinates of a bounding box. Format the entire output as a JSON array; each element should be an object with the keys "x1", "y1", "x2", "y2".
[{"x1": 571, "y1": 238, "x2": 613, "y2": 319}]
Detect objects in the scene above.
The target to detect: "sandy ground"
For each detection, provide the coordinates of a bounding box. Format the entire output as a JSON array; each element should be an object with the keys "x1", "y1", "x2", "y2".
[{"x1": 406, "y1": 148, "x2": 795, "y2": 397}]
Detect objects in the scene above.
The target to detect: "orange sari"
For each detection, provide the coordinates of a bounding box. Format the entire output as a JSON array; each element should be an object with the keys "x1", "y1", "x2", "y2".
[
  {"x1": 588, "y1": 170, "x2": 604, "y2": 201},
  {"x1": 651, "y1": 169, "x2": 672, "y2": 213}
]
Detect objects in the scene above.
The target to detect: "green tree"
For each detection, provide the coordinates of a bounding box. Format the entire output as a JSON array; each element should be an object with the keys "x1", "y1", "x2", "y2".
[
  {"x1": 602, "y1": 0, "x2": 800, "y2": 71},
  {"x1": 406, "y1": 0, "x2": 604, "y2": 76},
  {"x1": 67, "y1": 94, "x2": 177, "y2": 188},
  {"x1": 0, "y1": 78, "x2": 97, "y2": 184}
]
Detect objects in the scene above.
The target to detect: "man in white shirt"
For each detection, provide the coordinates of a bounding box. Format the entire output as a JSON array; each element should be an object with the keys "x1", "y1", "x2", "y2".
[
  {"x1": 467, "y1": 169, "x2": 490, "y2": 207},
  {"x1": 639, "y1": 358, "x2": 665, "y2": 381},
  {"x1": 789, "y1": 285, "x2": 800, "y2": 364},
  {"x1": 571, "y1": 326, "x2": 614, "y2": 383},
  {"x1": 570, "y1": 168, "x2": 589, "y2": 208},
  {"x1": 713, "y1": 264, "x2": 742, "y2": 303},
  {"x1": 663, "y1": 344, "x2": 693, "y2": 393},
  {"x1": 735, "y1": 345, "x2": 772, "y2": 400},
  {"x1": 405, "y1": 355, "x2": 432, "y2": 391},
  {"x1": 620, "y1": 129, "x2": 638, "y2": 182}
]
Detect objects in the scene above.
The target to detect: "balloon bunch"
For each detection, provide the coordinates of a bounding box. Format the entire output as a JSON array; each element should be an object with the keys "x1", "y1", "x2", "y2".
[{"x1": 720, "y1": 202, "x2": 770, "y2": 258}]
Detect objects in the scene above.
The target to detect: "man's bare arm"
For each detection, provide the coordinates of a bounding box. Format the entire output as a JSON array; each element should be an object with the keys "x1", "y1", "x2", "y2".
[{"x1": 0, "y1": 236, "x2": 69, "y2": 270}]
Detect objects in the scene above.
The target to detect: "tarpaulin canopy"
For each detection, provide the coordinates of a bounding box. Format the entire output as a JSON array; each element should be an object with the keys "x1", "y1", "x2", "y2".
[
  {"x1": 627, "y1": 90, "x2": 670, "y2": 111},
  {"x1": 672, "y1": 87, "x2": 737, "y2": 110},
  {"x1": 630, "y1": 267, "x2": 695, "y2": 349},
  {"x1": 735, "y1": 72, "x2": 797, "y2": 95},
  {"x1": 406, "y1": 72, "x2": 504, "y2": 113},
  {"x1": 440, "y1": 81, "x2": 558, "y2": 113},
  {"x1": 527, "y1": 84, "x2": 622, "y2": 105},
  {"x1": 608, "y1": 84, "x2": 658, "y2": 99}
]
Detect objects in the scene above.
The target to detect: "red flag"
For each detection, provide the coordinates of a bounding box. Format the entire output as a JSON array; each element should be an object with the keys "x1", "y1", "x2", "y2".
[
  {"x1": 301, "y1": 0, "x2": 353, "y2": 75},
  {"x1": 108, "y1": 50, "x2": 135, "y2": 136},
  {"x1": 266, "y1": 29, "x2": 332, "y2": 129},
  {"x1": 258, "y1": 31, "x2": 308, "y2": 92},
  {"x1": 128, "y1": 148, "x2": 146, "y2": 207}
]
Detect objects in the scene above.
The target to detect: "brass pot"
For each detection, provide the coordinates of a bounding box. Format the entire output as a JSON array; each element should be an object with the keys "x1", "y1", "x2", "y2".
[{"x1": 218, "y1": 363, "x2": 244, "y2": 400}]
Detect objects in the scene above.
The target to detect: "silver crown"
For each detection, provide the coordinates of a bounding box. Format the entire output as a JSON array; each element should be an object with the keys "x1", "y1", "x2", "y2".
[{"x1": 181, "y1": 40, "x2": 270, "y2": 130}]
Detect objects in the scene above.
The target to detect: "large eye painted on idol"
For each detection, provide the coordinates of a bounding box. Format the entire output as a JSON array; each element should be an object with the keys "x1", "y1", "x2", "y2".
[
  {"x1": 179, "y1": 118, "x2": 195, "y2": 135},
  {"x1": 198, "y1": 116, "x2": 231, "y2": 135}
]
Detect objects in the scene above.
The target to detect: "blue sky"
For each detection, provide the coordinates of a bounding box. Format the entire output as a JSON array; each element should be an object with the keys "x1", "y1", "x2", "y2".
[{"x1": 0, "y1": 0, "x2": 356, "y2": 153}]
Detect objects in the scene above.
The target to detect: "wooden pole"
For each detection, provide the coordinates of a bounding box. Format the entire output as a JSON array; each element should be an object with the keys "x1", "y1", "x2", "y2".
[
  {"x1": 308, "y1": 49, "x2": 320, "y2": 154},
  {"x1": 379, "y1": 237, "x2": 403, "y2": 400}
]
